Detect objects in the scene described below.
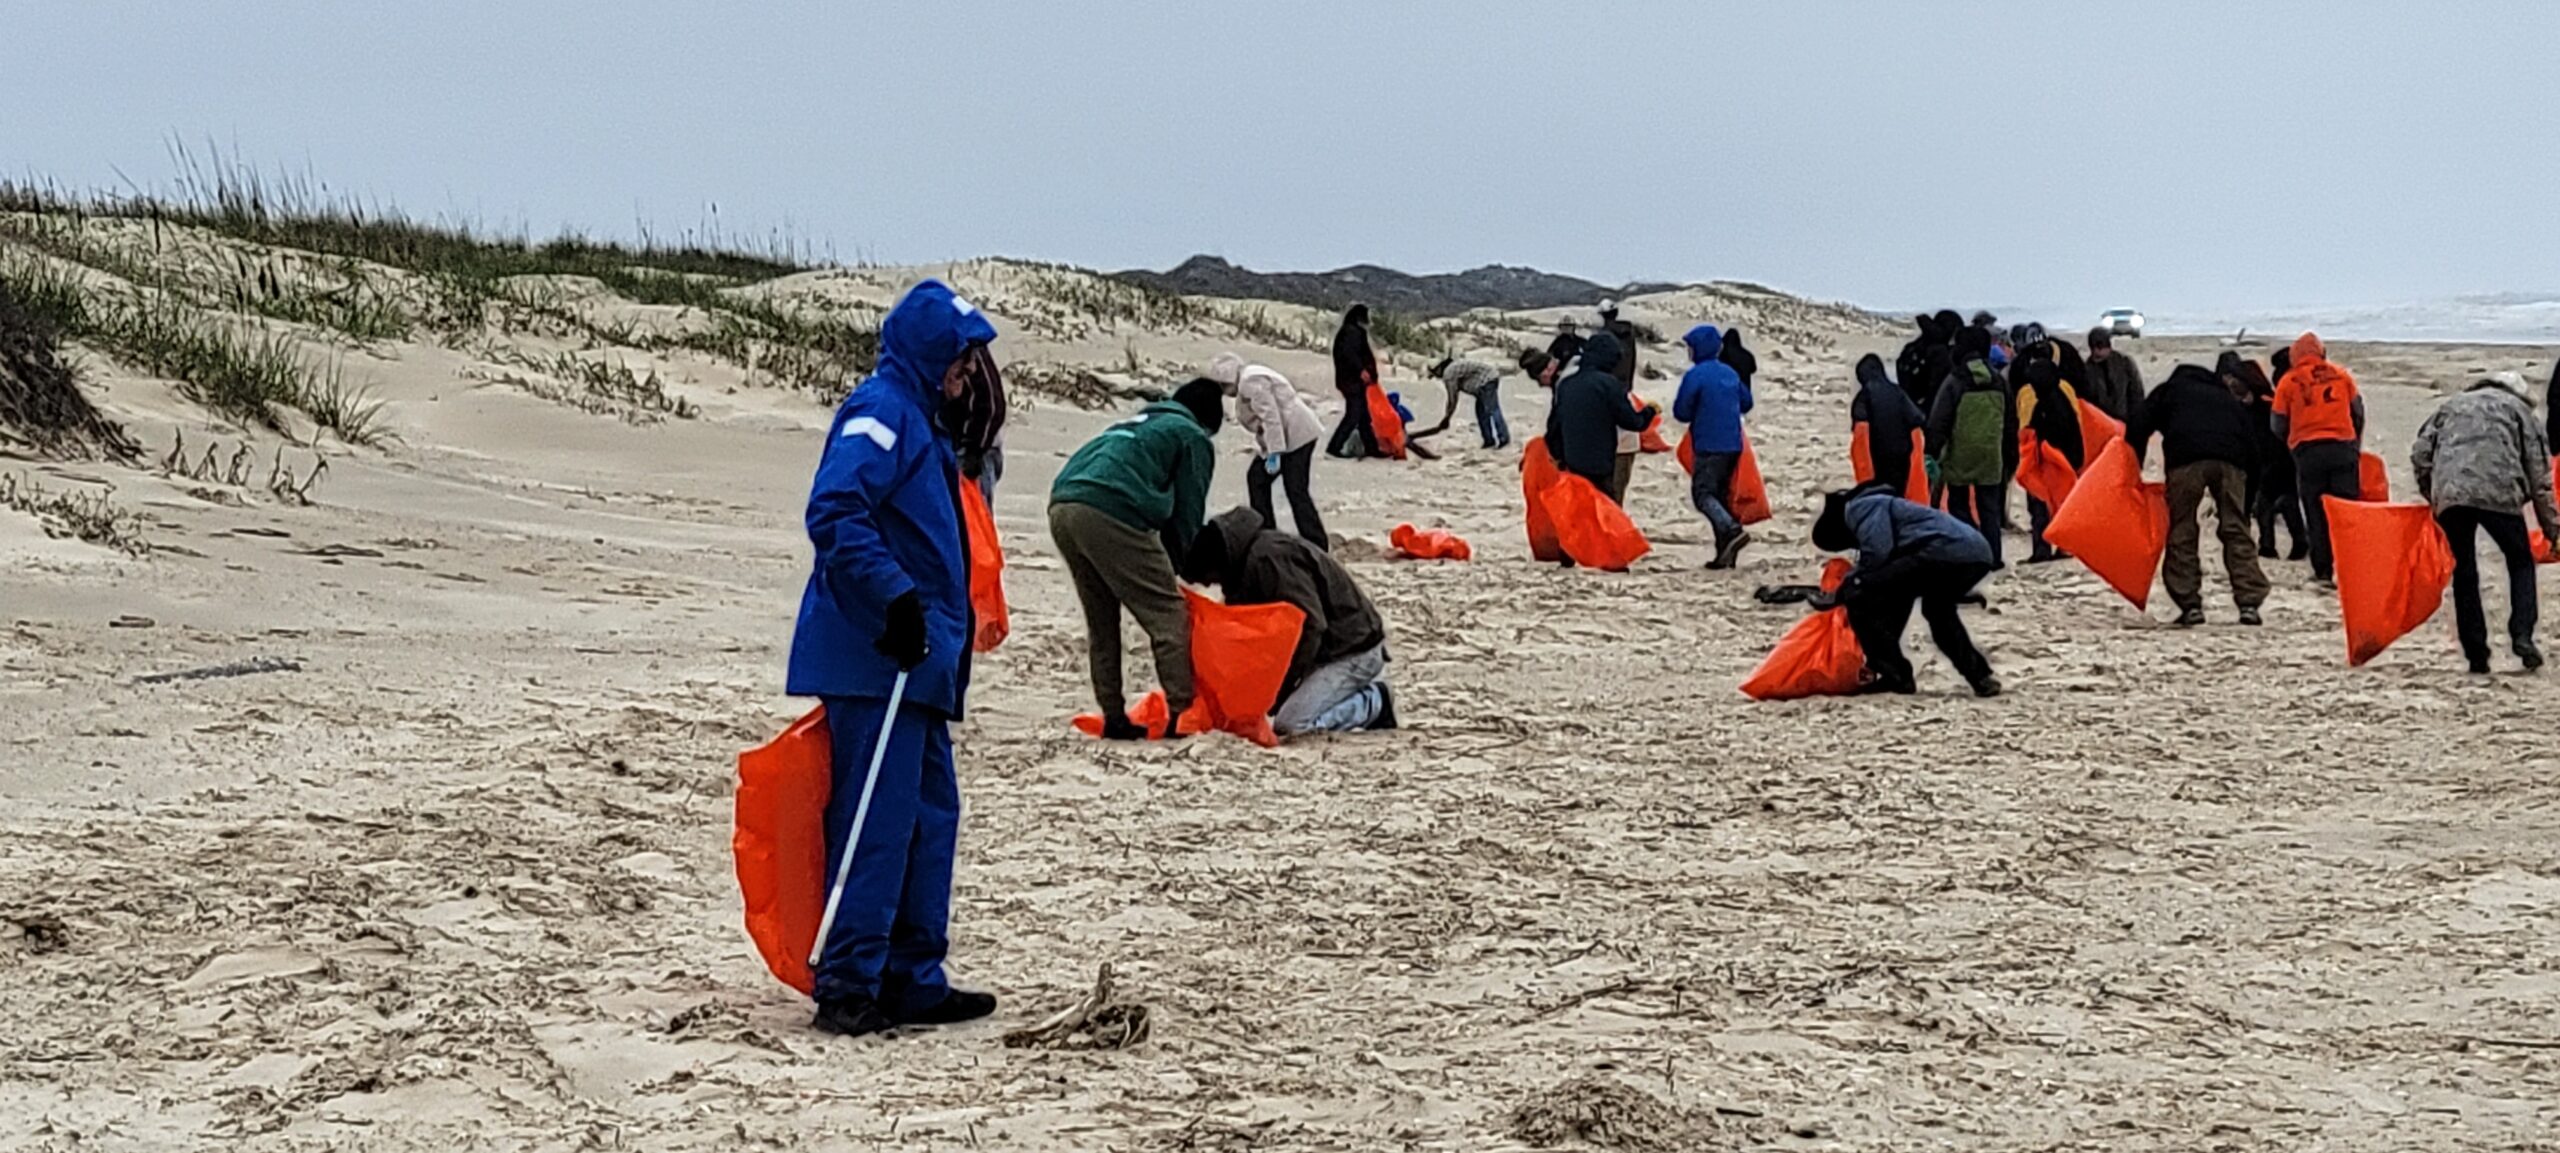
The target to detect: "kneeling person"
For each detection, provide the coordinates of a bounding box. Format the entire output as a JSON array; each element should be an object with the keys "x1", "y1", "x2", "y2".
[
  {"x1": 1812, "y1": 482, "x2": 2002, "y2": 698},
  {"x1": 1182, "y1": 507, "x2": 1397, "y2": 735}
]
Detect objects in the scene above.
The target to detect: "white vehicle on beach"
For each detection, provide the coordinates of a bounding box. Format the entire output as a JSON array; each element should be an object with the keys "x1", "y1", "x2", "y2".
[{"x1": 2098, "y1": 308, "x2": 2145, "y2": 338}]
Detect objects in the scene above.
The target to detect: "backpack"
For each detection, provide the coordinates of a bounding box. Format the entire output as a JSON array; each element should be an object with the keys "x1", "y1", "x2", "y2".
[{"x1": 1941, "y1": 387, "x2": 2010, "y2": 486}]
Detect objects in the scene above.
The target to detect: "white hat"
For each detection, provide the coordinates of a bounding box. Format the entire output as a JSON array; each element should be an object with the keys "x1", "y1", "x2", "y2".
[{"x1": 1598, "y1": 298, "x2": 1619, "y2": 316}]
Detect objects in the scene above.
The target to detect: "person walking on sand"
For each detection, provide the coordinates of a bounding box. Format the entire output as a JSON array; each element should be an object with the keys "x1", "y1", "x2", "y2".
[
  {"x1": 2128, "y1": 363, "x2": 2270, "y2": 627},
  {"x1": 788, "y1": 279, "x2": 1000, "y2": 1038},
  {"x1": 1325, "y1": 304, "x2": 1382, "y2": 459},
  {"x1": 2084, "y1": 329, "x2": 2146, "y2": 422},
  {"x1": 1674, "y1": 324, "x2": 1754, "y2": 568},
  {"x1": 1182, "y1": 507, "x2": 1398, "y2": 735},
  {"x1": 1926, "y1": 325, "x2": 2020, "y2": 567},
  {"x1": 1048, "y1": 378, "x2": 1223, "y2": 739},
  {"x1": 1416, "y1": 355, "x2": 1511, "y2": 449},
  {"x1": 2413, "y1": 371, "x2": 2560, "y2": 674},
  {"x1": 2271, "y1": 333, "x2": 2366, "y2": 586},
  {"x1": 1211, "y1": 353, "x2": 1328, "y2": 549},
  {"x1": 1545, "y1": 330, "x2": 1659, "y2": 502},
  {"x1": 1851, "y1": 353, "x2": 1925, "y2": 494},
  {"x1": 1811, "y1": 482, "x2": 2002, "y2": 698},
  {"x1": 2221, "y1": 352, "x2": 2305, "y2": 561},
  {"x1": 2014, "y1": 354, "x2": 2085, "y2": 564}
]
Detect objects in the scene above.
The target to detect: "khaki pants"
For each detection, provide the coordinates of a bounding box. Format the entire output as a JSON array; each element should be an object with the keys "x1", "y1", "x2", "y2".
[
  {"x1": 2164, "y1": 460, "x2": 2270, "y2": 611},
  {"x1": 1048, "y1": 502, "x2": 1193, "y2": 715}
]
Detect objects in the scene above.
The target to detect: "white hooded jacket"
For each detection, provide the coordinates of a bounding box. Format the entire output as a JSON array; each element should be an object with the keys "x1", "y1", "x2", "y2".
[{"x1": 1213, "y1": 354, "x2": 1324, "y2": 456}]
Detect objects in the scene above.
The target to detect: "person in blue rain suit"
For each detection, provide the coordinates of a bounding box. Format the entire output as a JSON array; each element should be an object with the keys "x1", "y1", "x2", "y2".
[{"x1": 786, "y1": 279, "x2": 1001, "y2": 1038}]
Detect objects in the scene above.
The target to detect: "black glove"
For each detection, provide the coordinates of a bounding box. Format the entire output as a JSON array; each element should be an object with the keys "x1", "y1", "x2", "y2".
[
  {"x1": 1807, "y1": 589, "x2": 1841, "y2": 611},
  {"x1": 960, "y1": 449, "x2": 986, "y2": 480},
  {"x1": 875, "y1": 591, "x2": 928, "y2": 670}
]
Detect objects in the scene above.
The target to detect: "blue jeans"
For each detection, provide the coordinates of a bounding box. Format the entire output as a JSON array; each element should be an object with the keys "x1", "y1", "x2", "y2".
[
  {"x1": 1472, "y1": 388, "x2": 1510, "y2": 448},
  {"x1": 814, "y1": 696, "x2": 958, "y2": 1010},
  {"x1": 1689, "y1": 450, "x2": 1743, "y2": 547}
]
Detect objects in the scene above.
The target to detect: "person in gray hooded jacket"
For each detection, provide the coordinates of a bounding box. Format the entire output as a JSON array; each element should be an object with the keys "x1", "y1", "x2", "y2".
[{"x1": 2413, "y1": 371, "x2": 2560, "y2": 673}]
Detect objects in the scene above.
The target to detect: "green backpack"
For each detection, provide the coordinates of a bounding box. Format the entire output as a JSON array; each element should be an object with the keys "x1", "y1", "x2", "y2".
[{"x1": 1939, "y1": 382, "x2": 2009, "y2": 487}]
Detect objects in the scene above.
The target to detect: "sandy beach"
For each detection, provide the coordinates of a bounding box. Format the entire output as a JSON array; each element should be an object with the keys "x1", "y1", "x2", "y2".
[{"x1": 5, "y1": 220, "x2": 2559, "y2": 1151}]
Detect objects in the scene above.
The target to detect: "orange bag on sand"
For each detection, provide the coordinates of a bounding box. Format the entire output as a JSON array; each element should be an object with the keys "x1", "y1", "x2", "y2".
[
  {"x1": 1544, "y1": 473, "x2": 1652, "y2": 571},
  {"x1": 1850, "y1": 424, "x2": 1933, "y2": 503},
  {"x1": 2359, "y1": 451, "x2": 2390, "y2": 501},
  {"x1": 1072, "y1": 589, "x2": 1306, "y2": 746},
  {"x1": 2077, "y1": 399, "x2": 2125, "y2": 455},
  {"x1": 1390, "y1": 523, "x2": 1473, "y2": 561},
  {"x1": 1637, "y1": 397, "x2": 1674, "y2": 454},
  {"x1": 1365, "y1": 382, "x2": 1408, "y2": 460},
  {"x1": 1677, "y1": 430, "x2": 1770, "y2": 523},
  {"x1": 958, "y1": 478, "x2": 1009, "y2": 653},
  {"x1": 1740, "y1": 560, "x2": 1866, "y2": 701},
  {"x1": 2044, "y1": 439, "x2": 2169, "y2": 608},
  {"x1": 1522, "y1": 437, "x2": 1567, "y2": 562},
  {"x1": 2014, "y1": 431, "x2": 2079, "y2": 510},
  {"x1": 735, "y1": 706, "x2": 832, "y2": 996},
  {"x1": 2326, "y1": 497, "x2": 2454, "y2": 667}
]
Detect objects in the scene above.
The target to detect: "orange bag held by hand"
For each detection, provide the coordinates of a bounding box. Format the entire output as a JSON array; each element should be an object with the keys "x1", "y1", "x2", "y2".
[
  {"x1": 735, "y1": 706, "x2": 832, "y2": 996},
  {"x1": 1072, "y1": 589, "x2": 1307, "y2": 746},
  {"x1": 1740, "y1": 559, "x2": 1866, "y2": 701},
  {"x1": 2044, "y1": 438, "x2": 2169, "y2": 608},
  {"x1": 2077, "y1": 399, "x2": 2125, "y2": 455},
  {"x1": 958, "y1": 478, "x2": 1009, "y2": 653},
  {"x1": 1544, "y1": 473, "x2": 1652, "y2": 571},
  {"x1": 2359, "y1": 451, "x2": 2390, "y2": 501},
  {"x1": 1365, "y1": 381, "x2": 1408, "y2": 460},
  {"x1": 2014, "y1": 430, "x2": 2079, "y2": 510},
  {"x1": 1849, "y1": 424, "x2": 1932, "y2": 503},
  {"x1": 1522, "y1": 437, "x2": 1566, "y2": 562},
  {"x1": 1637, "y1": 397, "x2": 1674, "y2": 454},
  {"x1": 2326, "y1": 497, "x2": 2453, "y2": 666},
  {"x1": 1390, "y1": 523, "x2": 1473, "y2": 561},
  {"x1": 1678, "y1": 430, "x2": 1772, "y2": 524}
]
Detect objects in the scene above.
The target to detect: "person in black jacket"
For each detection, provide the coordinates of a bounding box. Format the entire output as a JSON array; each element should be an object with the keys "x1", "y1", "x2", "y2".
[
  {"x1": 1718, "y1": 327, "x2": 1759, "y2": 389},
  {"x1": 2130, "y1": 363, "x2": 2269, "y2": 626},
  {"x1": 1850, "y1": 353, "x2": 1925, "y2": 494},
  {"x1": 2015, "y1": 355, "x2": 2084, "y2": 564},
  {"x1": 1897, "y1": 311, "x2": 1962, "y2": 412},
  {"x1": 2247, "y1": 349, "x2": 2307, "y2": 559},
  {"x1": 1325, "y1": 304, "x2": 1382, "y2": 459},
  {"x1": 1545, "y1": 318, "x2": 1585, "y2": 374},
  {"x1": 1544, "y1": 330, "x2": 1658, "y2": 498}
]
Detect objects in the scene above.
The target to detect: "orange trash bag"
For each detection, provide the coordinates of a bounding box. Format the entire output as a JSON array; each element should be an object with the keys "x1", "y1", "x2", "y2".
[
  {"x1": 2014, "y1": 430, "x2": 2079, "y2": 510},
  {"x1": 734, "y1": 706, "x2": 832, "y2": 996},
  {"x1": 1677, "y1": 430, "x2": 1770, "y2": 523},
  {"x1": 1740, "y1": 559, "x2": 1866, "y2": 701},
  {"x1": 1364, "y1": 381, "x2": 1408, "y2": 460},
  {"x1": 1522, "y1": 437, "x2": 1567, "y2": 562},
  {"x1": 2076, "y1": 399, "x2": 2125, "y2": 455},
  {"x1": 958, "y1": 477, "x2": 1009, "y2": 653},
  {"x1": 1073, "y1": 588, "x2": 1307, "y2": 746},
  {"x1": 2044, "y1": 438, "x2": 2169, "y2": 608},
  {"x1": 2326, "y1": 497, "x2": 2453, "y2": 667},
  {"x1": 1390, "y1": 523, "x2": 1473, "y2": 561},
  {"x1": 1637, "y1": 398, "x2": 1675, "y2": 454},
  {"x1": 1849, "y1": 424, "x2": 1932, "y2": 503},
  {"x1": 2359, "y1": 451, "x2": 2390, "y2": 501},
  {"x1": 1544, "y1": 473, "x2": 1652, "y2": 571}
]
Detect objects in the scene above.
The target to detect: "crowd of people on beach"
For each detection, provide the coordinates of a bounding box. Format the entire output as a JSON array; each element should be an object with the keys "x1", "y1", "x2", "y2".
[{"x1": 765, "y1": 277, "x2": 2560, "y2": 1036}]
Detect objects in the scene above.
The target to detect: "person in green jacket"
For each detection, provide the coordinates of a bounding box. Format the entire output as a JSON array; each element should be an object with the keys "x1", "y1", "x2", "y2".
[
  {"x1": 1923, "y1": 325, "x2": 2021, "y2": 567},
  {"x1": 1049, "y1": 378, "x2": 1224, "y2": 739}
]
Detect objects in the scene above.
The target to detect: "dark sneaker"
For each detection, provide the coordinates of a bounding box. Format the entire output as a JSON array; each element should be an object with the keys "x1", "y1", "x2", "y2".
[
  {"x1": 1100, "y1": 715, "x2": 1148, "y2": 741},
  {"x1": 2175, "y1": 607, "x2": 2207, "y2": 628},
  {"x1": 1851, "y1": 670, "x2": 1917, "y2": 696},
  {"x1": 2518, "y1": 641, "x2": 2545, "y2": 672},
  {"x1": 2258, "y1": 545, "x2": 2279, "y2": 559},
  {"x1": 1968, "y1": 674, "x2": 2003, "y2": 699},
  {"x1": 2026, "y1": 550, "x2": 2062, "y2": 565},
  {"x1": 2238, "y1": 606, "x2": 2264, "y2": 627},
  {"x1": 1365, "y1": 683, "x2": 1398, "y2": 731},
  {"x1": 2469, "y1": 657, "x2": 2493, "y2": 676},
  {"x1": 894, "y1": 988, "x2": 997, "y2": 1028},
  {"x1": 812, "y1": 997, "x2": 895, "y2": 1038},
  {"x1": 2288, "y1": 543, "x2": 2311, "y2": 561},
  {"x1": 1708, "y1": 530, "x2": 1753, "y2": 570},
  {"x1": 2312, "y1": 576, "x2": 2336, "y2": 591}
]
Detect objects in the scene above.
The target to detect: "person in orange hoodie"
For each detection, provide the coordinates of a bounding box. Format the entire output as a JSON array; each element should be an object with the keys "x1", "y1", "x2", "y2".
[{"x1": 2271, "y1": 333, "x2": 2366, "y2": 585}]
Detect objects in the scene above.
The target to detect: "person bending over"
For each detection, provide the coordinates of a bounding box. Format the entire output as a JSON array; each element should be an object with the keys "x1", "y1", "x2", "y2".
[
  {"x1": 1811, "y1": 482, "x2": 2002, "y2": 698},
  {"x1": 1182, "y1": 507, "x2": 1397, "y2": 734}
]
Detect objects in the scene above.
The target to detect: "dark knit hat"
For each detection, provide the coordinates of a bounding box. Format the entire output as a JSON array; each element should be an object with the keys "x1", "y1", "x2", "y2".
[
  {"x1": 1173, "y1": 377, "x2": 1226, "y2": 434},
  {"x1": 1813, "y1": 489, "x2": 1857, "y2": 553}
]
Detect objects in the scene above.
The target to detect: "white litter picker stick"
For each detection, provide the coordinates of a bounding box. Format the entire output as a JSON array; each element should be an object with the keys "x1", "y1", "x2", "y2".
[{"x1": 809, "y1": 669, "x2": 909, "y2": 970}]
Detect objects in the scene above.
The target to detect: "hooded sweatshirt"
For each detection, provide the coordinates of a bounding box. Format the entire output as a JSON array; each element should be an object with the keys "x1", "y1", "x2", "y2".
[
  {"x1": 1672, "y1": 325, "x2": 1752, "y2": 454},
  {"x1": 1194, "y1": 507, "x2": 1386, "y2": 698},
  {"x1": 1331, "y1": 305, "x2": 1377, "y2": 398},
  {"x1": 1544, "y1": 330, "x2": 1653, "y2": 486},
  {"x1": 1817, "y1": 482, "x2": 1996, "y2": 574},
  {"x1": 1896, "y1": 313, "x2": 1951, "y2": 410},
  {"x1": 2413, "y1": 376, "x2": 2560, "y2": 531},
  {"x1": 2129, "y1": 363, "x2": 2258, "y2": 470},
  {"x1": 1850, "y1": 354, "x2": 1925, "y2": 481},
  {"x1": 2272, "y1": 333, "x2": 2362, "y2": 448},
  {"x1": 1050, "y1": 398, "x2": 1218, "y2": 559},
  {"x1": 1214, "y1": 353, "x2": 1323, "y2": 456},
  {"x1": 788, "y1": 279, "x2": 996, "y2": 715}
]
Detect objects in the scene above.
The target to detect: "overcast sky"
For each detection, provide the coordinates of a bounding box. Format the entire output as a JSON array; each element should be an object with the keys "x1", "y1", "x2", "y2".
[{"x1": 7, "y1": 1, "x2": 2556, "y2": 325}]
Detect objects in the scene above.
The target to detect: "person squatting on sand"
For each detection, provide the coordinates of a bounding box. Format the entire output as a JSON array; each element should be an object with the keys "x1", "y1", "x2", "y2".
[
  {"x1": 1182, "y1": 507, "x2": 1399, "y2": 735},
  {"x1": 1325, "y1": 304, "x2": 1383, "y2": 459},
  {"x1": 1544, "y1": 329, "x2": 1660, "y2": 504},
  {"x1": 2272, "y1": 333, "x2": 2366, "y2": 585},
  {"x1": 1811, "y1": 482, "x2": 2003, "y2": 698},
  {"x1": 1674, "y1": 324, "x2": 1754, "y2": 568},
  {"x1": 2412, "y1": 371, "x2": 2560, "y2": 674},
  {"x1": 1211, "y1": 353, "x2": 1329, "y2": 549},
  {"x1": 1417, "y1": 355, "x2": 1512, "y2": 449},
  {"x1": 2128, "y1": 363, "x2": 2271, "y2": 626},
  {"x1": 1048, "y1": 377, "x2": 1223, "y2": 740},
  {"x1": 787, "y1": 279, "x2": 1001, "y2": 1038}
]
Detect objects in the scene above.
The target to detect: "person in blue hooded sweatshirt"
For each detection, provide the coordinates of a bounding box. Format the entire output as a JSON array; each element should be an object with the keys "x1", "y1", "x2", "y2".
[
  {"x1": 787, "y1": 279, "x2": 1001, "y2": 1038},
  {"x1": 1673, "y1": 324, "x2": 1755, "y2": 568}
]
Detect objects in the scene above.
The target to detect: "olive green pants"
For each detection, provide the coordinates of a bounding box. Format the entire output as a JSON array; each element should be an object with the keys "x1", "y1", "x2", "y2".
[{"x1": 1048, "y1": 502, "x2": 1193, "y2": 716}]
